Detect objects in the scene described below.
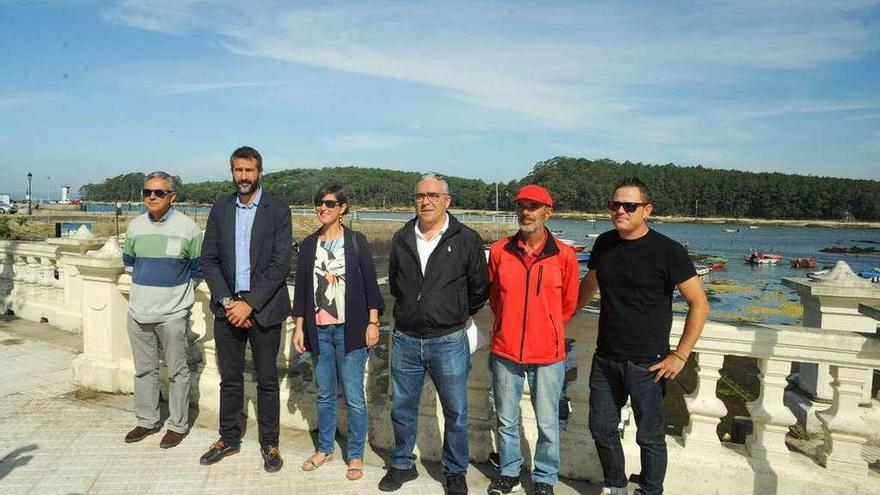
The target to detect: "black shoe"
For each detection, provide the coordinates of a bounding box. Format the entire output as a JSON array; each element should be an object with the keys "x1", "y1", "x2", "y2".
[
  {"x1": 487, "y1": 475, "x2": 521, "y2": 495},
  {"x1": 124, "y1": 425, "x2": 160, "y2": 443},
  {"x1": 199, "y1": 439, "x2": 240, "y2": 465},
  {"x1": 445, "y1": 473, "x2": 468, "y2": 495},
  {"x1": 378, "y1": 466, "x2": 419, "y2": 491},
  {"x1": 261, "y1": 445, "x2": 283, "y2": 473},
  {"x1": 533, "y1": 482, "x2": 554, "y2": 495}
]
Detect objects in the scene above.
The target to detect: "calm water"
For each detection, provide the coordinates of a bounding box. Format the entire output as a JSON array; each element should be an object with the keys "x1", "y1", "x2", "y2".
[
  {"x1": 545, "y1": 217, "x2": 880, "y2": 325},
  {"x1": 89, "y1": 203, "x2": 879, "y2": 325}
]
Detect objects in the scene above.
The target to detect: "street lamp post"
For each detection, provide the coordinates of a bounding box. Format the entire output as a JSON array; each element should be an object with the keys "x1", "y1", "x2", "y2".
[{"x1": 27, "y1": 172, "x2": 33, "y2": 215}]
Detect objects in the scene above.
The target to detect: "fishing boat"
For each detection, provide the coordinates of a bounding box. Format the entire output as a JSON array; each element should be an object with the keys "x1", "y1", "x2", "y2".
[
  {"x1": 559, "y1": 238, "x2": 587, "y2": 252},
  {"x1": 790, "y1": 257, "x2": 816, "y2": 269},
  {"x1": 550, "y1": 229, "x2": 565, "y2": 236},
  {"x1": 857, "y1": 267, "x2": 880, "y2": 283},
  {"x1": 705, "y1": 256, "x2": 728, "y2": 271},
  {"x1": 694, "y1": 264, "x2": 710, "y2": 277},
  {"x1": 745, "y1": 251, "x2": 783, "y2": 265}
]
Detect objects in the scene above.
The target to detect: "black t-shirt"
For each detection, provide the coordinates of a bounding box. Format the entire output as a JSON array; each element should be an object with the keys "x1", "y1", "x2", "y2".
[{"x1": 587, "y1": 228, "x2": 696, "y2": 360}]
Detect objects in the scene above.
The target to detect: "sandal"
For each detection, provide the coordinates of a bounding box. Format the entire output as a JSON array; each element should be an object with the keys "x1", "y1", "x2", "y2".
[
  {"x1": 346, "y1": 459, "x2": 364, "y2": 481},
  {"x1": 301, "y1": 452, "x2": 333, "y2": 472}
]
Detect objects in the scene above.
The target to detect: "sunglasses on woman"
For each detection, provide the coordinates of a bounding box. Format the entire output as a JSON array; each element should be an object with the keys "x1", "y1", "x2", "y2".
[
  {"x1": 142, "y1": 189, "x2": 173, "y2": 198},
  {"x1": 314, "y1": 199, "x2": 341, "y2": 208},
  {"x1": 607, "y1": 201, "x2": 648, "y2": 213}
]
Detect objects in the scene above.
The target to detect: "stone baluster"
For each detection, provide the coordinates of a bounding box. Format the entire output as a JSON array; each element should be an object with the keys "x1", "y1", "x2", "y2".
[
  {"x1": 746, "y1": 358, "x2": 796, "y2": 460},
  {"x1": 816, "y1": 365, "x2": 873, "y2": 476},
  {"x1": 0, "y1": 253, "x2": 12, "y2": 305},
  {"x1": 682, "y1": 352, "x2": 727, "y2": 450},
  {"x1": 783, "y1": 262, "x2": 880, "y2": 404},
  {"x1": 37, "y1": 256, "x2": 55, "y2": 308},
  {"x1": 467, "y1": 345, "x2": 494, "y2": 462},
  {"x1": 24, "y1": 255, "x2": 39, "y2": 302},
  {"x1": 70, "y1": 238, "x2": 130, "y2": 392},
  {"x1": 10, "y1": 254, "x2": 27, "y2": 309}
]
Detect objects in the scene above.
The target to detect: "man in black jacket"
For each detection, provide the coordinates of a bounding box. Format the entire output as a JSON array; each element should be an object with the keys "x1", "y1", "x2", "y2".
[
  {"x1": 379, "y1": 172, "x2": 489, "y2": 495},
  {"x1": 199, "y1": 146, "x2": 292, "y2": 472}
]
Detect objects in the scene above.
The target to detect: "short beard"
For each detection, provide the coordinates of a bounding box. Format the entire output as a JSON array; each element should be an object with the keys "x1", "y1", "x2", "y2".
[
  {"x1": 236, "y1": 177, "x2": 260, "y2": 195},
  {"x1": 518, "y1": 220, "x2": 543, "y2": 234}
]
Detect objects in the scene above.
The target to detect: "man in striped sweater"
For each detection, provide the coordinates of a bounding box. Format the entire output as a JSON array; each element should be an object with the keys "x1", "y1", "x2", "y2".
[{"x1": 122, "y1": 171, "x2": 203, "y2": 449}]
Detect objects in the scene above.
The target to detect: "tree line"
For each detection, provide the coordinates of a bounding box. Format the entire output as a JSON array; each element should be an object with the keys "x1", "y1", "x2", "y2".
[{"x1": 79, "y1": 157, "x2": 880, "y2": 220}]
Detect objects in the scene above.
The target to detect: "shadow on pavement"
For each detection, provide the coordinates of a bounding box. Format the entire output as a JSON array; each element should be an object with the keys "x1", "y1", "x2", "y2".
[{"x1": 0, "y1": 444, "x2": 38, "y2": 481}]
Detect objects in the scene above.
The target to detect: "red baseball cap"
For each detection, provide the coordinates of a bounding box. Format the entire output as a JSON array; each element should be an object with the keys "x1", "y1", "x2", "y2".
[{"x1": 512, "y1": 184, "x2": 553, "y2": 207}]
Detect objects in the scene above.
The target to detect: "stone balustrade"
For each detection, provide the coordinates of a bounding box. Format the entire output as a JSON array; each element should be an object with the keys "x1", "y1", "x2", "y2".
[{"x1": 1, "y1": 238, "x2": 879, "y2": 494}]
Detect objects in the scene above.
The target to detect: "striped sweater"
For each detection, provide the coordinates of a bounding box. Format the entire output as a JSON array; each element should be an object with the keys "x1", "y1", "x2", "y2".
[{"x1": 123, "y1": 210, "x2": 203, "y2": 323}]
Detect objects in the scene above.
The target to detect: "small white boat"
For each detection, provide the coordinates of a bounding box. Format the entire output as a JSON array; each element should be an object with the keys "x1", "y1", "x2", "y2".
[
  {"x1": 748, "y1": 225, "x2": 760, "y2": 229},
  {"x1": 550, "y1": 229, "x2": 565, "y2": 236},
  {"x1": 723, "y1": 228, "x2": 740, "y2": 233},
  {"x1": 586, "y1": 233, "x2": 600, "y2": 238},
  {"x1": 694, "y1": 264, "x2": 710, "y2": 277}
]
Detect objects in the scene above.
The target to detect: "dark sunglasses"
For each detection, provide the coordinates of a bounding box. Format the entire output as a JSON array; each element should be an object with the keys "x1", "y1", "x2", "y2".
[
  {"x1": 314, "y1": 199, "x2": 341, "y2": 208},
  {"x1": 142, "y1": 189, "x2": 173, "y2": 198},
  {"x1": 608, "y1": 201, "x2": 648, "y2": 213}
]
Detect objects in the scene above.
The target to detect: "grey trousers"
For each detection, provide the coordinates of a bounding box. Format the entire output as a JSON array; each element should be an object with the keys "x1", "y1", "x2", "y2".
[{"x1": 127, "y1": 314, "x2": 192, "y2": 433}]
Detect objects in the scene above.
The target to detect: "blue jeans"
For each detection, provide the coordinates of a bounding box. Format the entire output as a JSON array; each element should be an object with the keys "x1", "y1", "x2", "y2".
[
  {"x1": 491, "y1": 354, "x2": 565, "y2": 485},
  {"x1": 589, "y1": 354, "x2": 667, "y2": 495},
  {"x1": 390, "y1": 327, "x2": 470, "y2": 474},
  {"x1": 314, "y1": 324, "x2": 368, "y2": 460}
]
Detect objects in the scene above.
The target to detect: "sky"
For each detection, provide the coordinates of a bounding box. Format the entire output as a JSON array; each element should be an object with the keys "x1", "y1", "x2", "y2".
[{"x1": 1, "y1": 0, "x2": 880, "y2": 199}]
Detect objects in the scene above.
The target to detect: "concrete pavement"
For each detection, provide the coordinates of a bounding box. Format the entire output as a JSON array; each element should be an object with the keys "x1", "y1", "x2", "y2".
[{"x1": 0, "y1": 317, "x2": 600, "y2": 495}]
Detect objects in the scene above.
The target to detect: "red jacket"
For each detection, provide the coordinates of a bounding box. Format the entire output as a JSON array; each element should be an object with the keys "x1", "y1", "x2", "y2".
[{"x1": 488, "y1": 232, "x2": 580, "y2": 364}]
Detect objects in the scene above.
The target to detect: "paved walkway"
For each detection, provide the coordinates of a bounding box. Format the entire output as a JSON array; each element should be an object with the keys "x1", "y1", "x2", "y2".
[{"x1": 0, "y1": 317, "x2": 599, "y2": 495}]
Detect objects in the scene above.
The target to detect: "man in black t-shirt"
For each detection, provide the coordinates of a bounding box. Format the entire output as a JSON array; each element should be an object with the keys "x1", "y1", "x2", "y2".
[{"x1": 578, "y1": 177, "x2": 709, "y2": 495}]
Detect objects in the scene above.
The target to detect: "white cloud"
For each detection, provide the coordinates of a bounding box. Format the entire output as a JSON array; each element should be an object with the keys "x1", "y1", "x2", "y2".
[{"x1": 99, "y1": 0, "x2": 880, "y2": 172}]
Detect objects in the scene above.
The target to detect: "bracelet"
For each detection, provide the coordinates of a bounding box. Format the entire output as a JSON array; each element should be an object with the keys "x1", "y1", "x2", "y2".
[
  {"x1": 671, "y1": 350, "x2": 687, "y2": 362},
  {"x1": 368, "y1": 320, "x2": 380, "y2": 326}
]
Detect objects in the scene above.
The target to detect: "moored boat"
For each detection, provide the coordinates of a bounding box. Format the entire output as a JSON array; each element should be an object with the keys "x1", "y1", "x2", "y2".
[
  {"x1": 745, "y1": 251, "x2": 783, "y2": 265},
  {"x1": 559, "y1": 238, "x2": 587, "y2": 252},
  {"x1": 694, "y1": 264, "x2": 710, "y2": 277},
  {"x1": 857, "y1": 267, "x2": 880, "y2": 283},
  {"x1": 705, "y1": 256, "x2": 727, "y2": 271},
  {"x1": 790, "y1": 257, "x2": 816, "y2": 269}
]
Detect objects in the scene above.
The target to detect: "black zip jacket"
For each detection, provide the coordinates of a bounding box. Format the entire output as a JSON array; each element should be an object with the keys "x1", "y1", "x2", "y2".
[{"x1": 389, "y1": 214, "x2": 489, "y2": 337}]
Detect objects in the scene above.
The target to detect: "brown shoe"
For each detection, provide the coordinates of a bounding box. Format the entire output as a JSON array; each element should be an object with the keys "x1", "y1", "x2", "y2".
[
  {"x1": 159, "y1": 430, "x2": 187, "y2": 449},
  {"x1": 124, "y1": 425, "x2": 160, "y2": 443}
]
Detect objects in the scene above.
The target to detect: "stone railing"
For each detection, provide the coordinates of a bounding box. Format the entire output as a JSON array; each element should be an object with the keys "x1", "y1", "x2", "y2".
[
  {"x1": 2, "y1": 238, "x2": 879, "y2": 494},
  {"x1": 0, "y1": 234, "x2": 105, "y2": 332}
]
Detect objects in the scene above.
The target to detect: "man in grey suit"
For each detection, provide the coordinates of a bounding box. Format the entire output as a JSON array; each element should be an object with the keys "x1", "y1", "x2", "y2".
[{"x1": 199, "y1": 146, "x2": 293, "y2": 472}]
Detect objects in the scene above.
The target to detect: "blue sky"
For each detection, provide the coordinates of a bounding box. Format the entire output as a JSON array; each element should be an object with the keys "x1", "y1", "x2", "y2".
[{"x1": 1, "y1": 0, "x2": 879, "y2": 199}]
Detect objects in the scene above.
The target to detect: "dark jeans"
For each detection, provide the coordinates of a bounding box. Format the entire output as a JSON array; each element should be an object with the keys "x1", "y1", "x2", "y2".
[
  {"x1": 588, "y1": 354, "x2": 667, "y2": 495},
  {"x1": 390, "y1": 327, "x2": 470, "y2": 474},
  {"x1": 214, "y1": 318, "x2": 281, "y2": 448}
]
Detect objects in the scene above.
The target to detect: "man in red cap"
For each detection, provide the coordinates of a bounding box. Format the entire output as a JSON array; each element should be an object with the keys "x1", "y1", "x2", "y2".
[{"x1": 486, "y1": 184, "x2": 580, "y2": 495}]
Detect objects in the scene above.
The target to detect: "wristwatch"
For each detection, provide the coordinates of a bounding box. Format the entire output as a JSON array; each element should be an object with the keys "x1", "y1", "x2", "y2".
[
  {"x1": 220, "y1": 296, "x2": 233, "y2": 308},
  {"x1": 368, "y1": 320, "x2": 380, "y2": 327}
]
